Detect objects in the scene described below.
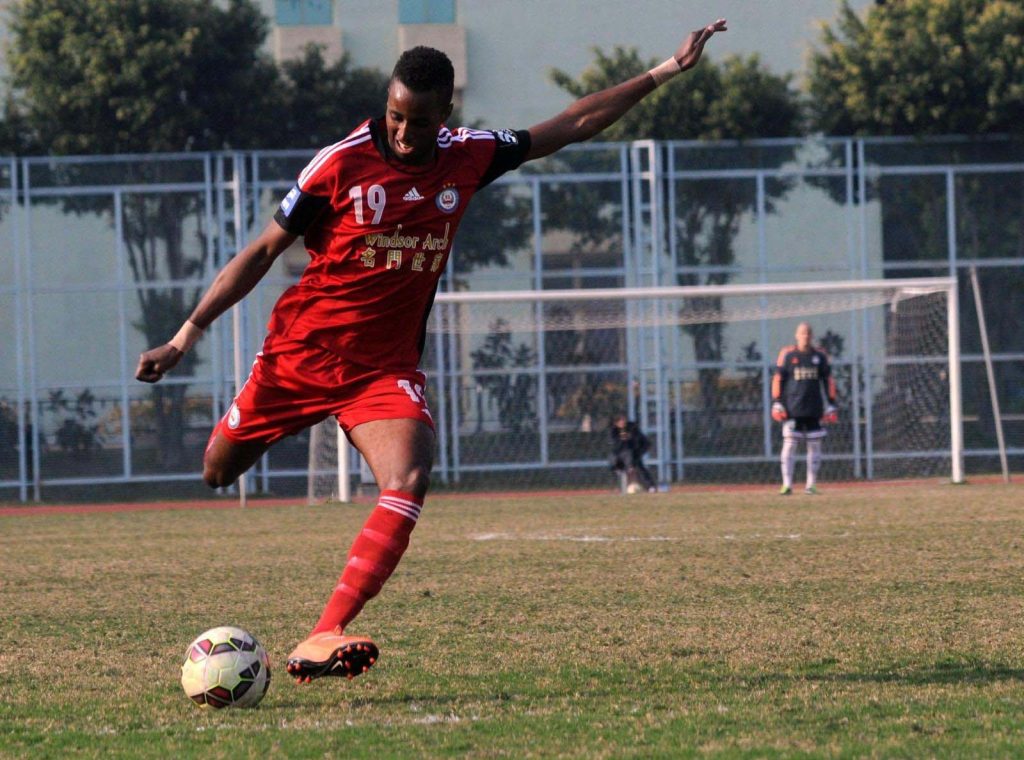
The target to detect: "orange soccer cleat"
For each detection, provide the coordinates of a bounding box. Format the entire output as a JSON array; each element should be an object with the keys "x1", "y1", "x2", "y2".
[{"x1": 285, "y1": 627, "x2": 378, "y2": 684}]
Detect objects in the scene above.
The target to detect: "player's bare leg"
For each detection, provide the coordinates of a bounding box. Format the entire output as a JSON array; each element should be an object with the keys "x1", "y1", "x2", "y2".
[
  {"x1": 202, "y1": 431, "x2": 272, "y2": 489},
  {"x1": 348, "y1": 417, "x2": 435, "y2": 498},
  {"x1": 287, "y1": 418, "x2": 435, "y2": 683}
]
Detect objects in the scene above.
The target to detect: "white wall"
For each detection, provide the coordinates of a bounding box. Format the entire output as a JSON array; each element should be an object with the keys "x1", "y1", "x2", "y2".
[
  {"x1": 454, "y1": 0, "x2": 872, "y2": 128},
  {"x1": 258, "y1": 0, "x2": 872, "y2": 129}
]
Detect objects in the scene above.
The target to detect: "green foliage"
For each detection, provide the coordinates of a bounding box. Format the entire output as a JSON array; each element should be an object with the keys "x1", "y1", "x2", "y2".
[
  {"x1": 807, "y1": 2, "x2": 1024, "y2": 420},
  {"x1": 554, "y1": 379, "x2": 628, "y2": 429},
  {"x1": 276, "y1": 46, "x2": 389, "y2": 150},
  {"x1": 808, "y1": 0, "x2": 1024, "y2": 136},
  {"x1": 0, "y1": 92, "x2": 36, "y2": 155},
  {"x1": 470, "y1": 320, "x2": 537, "y2": 433},
  {"x1": 6, "y1": 0, "x2": 280, "y2": 153},
  {"x1": 548, "y1": 48, "x2": 803, "y2": 440},
  {"x1": 550, "y1": 48, "x2": 802, "y2": 141},
  {"x1": 0, "y1": 398, "x2": 22, "y2": 457},
  {"x1": 3, "y1": 0, "x2": 288, "y2": 464},
  {"x1": 47, "y1": 388, "x2": 103, "y2": 453},
  {"x1": 544, "y1": 48, "x2": 802, "y2": 281},
  {"x1": 450, "y1": 181, "x2": 532, "y2": 277},
  {"x1": 442, "y1": 107, "x2": 532, "y2": 277}
]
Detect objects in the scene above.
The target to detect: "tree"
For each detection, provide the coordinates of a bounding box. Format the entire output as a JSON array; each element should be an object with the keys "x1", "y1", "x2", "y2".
[
  {"x1": 548, "y1": 48, "x2": 803, "y2": 438},
  {"x1": 470, "y1": 320, "x2": 537, "y2": 433},
  {"x1": 5, "y1": 0, "x2": 283, "y2": 467},
  {"x1": 275, "y1": 46, "x2": 389, "y2": 150},
  {"x1": 7, "y1": 0, "x2": 282, "y2": 154},
  {"x1": 808, "y1": 0, "x2": 1024, "y2": 137},
  {"x1": 807, "y1": 0, "x2": 1024, "y2": 431}
]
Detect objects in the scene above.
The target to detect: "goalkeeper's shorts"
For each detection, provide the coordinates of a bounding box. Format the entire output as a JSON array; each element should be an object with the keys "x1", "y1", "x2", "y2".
[
  {"x1": 782, "y1": 417, "x2": 827, "y2": 441},
  {"x1": 209, "y1": 337, "x2": 434, "y2": 447}
]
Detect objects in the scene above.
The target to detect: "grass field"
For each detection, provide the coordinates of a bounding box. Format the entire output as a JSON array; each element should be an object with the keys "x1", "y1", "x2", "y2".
[{"x1": 2, "y1": 482, "x2": 1023, "y2": 758}]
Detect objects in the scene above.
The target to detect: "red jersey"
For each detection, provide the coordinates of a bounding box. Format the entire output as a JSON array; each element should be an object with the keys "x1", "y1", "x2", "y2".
[{"x1": 270, "y1": 119, "x2": 530, "y2": 370}]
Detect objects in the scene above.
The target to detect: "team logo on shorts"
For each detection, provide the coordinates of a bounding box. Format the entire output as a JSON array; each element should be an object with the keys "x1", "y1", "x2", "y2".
[
  {"x1": 435, "y1": 186, "x2": 460, "y2": 214},
  {"x1": 227, "y1": 403, "x2": 241, "y2": 430}
]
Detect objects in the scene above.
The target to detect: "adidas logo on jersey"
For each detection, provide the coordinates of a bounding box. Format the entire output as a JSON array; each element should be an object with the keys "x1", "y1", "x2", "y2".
[{"x1": 403, "y1": 187, "x2": 424, "y2": 201}]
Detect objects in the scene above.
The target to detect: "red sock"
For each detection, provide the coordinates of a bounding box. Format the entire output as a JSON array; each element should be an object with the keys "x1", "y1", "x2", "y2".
[{"x1": 310, "y1": 490, "x2": 422, "y2": 635}]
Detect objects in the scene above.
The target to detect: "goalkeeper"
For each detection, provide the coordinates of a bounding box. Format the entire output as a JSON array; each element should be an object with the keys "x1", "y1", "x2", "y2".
[{"x1": 771, "y1": 323, "x2": 837, "y2": 495}]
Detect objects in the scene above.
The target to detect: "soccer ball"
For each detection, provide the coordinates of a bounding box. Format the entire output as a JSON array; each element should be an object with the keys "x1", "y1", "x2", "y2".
[
  {"x1": 626, "y1": 482, "x2": 642, "y2": 494},
  {"x1": 180, "y1": 626, "x2": 271, "y2": 709}
]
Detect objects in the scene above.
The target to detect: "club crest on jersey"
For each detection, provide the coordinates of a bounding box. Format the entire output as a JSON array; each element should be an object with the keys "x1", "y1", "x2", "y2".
[
  {"x1": 435, "y1": 185, "x2": 460, "y2": 214},
  {"x1": 227, "y1": 403, "x2": 241, "y2": 430}
]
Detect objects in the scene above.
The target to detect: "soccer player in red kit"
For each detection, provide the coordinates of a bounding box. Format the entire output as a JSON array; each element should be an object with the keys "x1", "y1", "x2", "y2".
[
  {"x1": 136, "y1": 18, "x2": 727, "y2": 684},
  {"x1": 771, "y1": 322, "x2": 838, "y2": 495}
]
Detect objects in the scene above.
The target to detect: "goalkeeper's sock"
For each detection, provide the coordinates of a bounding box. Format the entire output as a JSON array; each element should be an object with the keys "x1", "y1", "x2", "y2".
[
  {"x1": 310, "y1": 490, "x2": 421, "y2": 635},
  {"x1": 806, "y1": 439, "x2": 823, "y2": 488},
  {"x1": 780, "y1": 437, "x2": 797, "y2": 489}
]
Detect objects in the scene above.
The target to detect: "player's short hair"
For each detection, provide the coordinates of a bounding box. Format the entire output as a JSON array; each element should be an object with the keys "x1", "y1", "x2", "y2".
[{"x1": 391, "y1": 46, "x2": 455, "y2": 104}]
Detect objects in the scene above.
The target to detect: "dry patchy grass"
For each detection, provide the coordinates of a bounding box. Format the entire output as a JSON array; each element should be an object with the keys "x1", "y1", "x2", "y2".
[{"x1": 1, "y1": 482, "x2": 1023, "y2": 758}]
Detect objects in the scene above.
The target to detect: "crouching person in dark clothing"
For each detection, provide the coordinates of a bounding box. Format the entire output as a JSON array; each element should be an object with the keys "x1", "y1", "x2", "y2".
[{"x1": 608, "y1": 414, "x2": 657, "y2": 493}]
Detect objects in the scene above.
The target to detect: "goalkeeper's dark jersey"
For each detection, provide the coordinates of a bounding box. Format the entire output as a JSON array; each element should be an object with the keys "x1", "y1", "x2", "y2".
[{"x1": 772, "y1": 346, "x2": 836, "y2": 419}]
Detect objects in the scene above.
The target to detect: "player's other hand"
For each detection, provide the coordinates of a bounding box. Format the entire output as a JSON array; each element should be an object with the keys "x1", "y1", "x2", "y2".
[
  {"x1": 822, "y1": 404, "x2": 838, "y2": 425},
  {"x1": 674, "y1": 18, "x2": 727, "y2": 71},
  {"x1": 771, "y1": 402, "x2": 788, "y2": 422},
  {"x1": 135, "y1": 344, "x2": 183, "y2": 384}
]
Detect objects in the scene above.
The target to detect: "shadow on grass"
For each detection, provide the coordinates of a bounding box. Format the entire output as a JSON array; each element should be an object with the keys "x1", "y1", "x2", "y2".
[
  {"x1": 734, "y1": 658, "x2": 1024, "y2": 688},
  {"x1": 818, "y1": 665, "x2": 1023, "y2": 686},
  {"x1": 259, "y1": 659, "x2": 1024, "y2": 712}
]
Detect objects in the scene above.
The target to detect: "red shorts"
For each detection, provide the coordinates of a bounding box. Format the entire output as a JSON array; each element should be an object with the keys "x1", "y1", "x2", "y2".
[{"x1": 211, "y1": 337, "x2": 434, "y2": 447}]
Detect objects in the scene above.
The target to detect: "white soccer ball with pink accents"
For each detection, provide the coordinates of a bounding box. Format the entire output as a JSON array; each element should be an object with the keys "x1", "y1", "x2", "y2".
[{"x1": 180, "y1": 626, "x2": 271, "y2": 709}]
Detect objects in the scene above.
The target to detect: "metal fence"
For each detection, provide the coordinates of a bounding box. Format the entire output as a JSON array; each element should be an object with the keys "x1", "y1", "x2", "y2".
[{"x1": 1, "y1": 136, "x2": 1021, "y2": 500}]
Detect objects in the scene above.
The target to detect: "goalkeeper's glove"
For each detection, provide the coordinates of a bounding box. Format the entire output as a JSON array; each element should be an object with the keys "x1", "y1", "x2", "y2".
[
  {"x1": 771, "y1": 401, "x2": 788, "y2": 422},
  {"x1": 822, "y1": 404, "x2": 838, "y2": 424}
]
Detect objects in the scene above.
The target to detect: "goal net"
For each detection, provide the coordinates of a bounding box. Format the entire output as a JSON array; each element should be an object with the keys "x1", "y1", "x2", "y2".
[{"x1": 308, "y1": 278, "x2": 961, "y2": 500}]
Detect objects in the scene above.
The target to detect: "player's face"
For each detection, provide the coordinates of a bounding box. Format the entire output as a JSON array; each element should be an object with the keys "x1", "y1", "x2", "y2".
[
  {"x1": 385, "y1": 80, "x2": 452, "y2": 166},
  {"x1": 795, "y1": 324, "x2": 812, "y2": 350}
]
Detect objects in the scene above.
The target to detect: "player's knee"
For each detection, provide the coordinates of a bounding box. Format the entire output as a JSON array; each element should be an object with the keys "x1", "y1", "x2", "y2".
[
  {"x1": 202, "y1": 460, "x2": 236, "y2": 489},
  {"x1": 384, "y1": 465, "x2": 431, "y2": 498}
]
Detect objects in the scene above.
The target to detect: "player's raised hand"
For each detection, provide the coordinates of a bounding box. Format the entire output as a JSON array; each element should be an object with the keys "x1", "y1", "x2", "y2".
[
  {"x1": 674, "y1": 18, "x2": 727, "y2": 71},
  {"x1": 135, "y1": 344, "x2": 183, "y2": 384}
]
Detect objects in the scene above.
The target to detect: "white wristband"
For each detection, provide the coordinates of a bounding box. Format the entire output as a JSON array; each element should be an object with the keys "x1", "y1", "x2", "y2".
[
  {"x1": 168, "y1": 320, "x2": 204, "y2": 353},
  {"x1": 648, "y1": 56, "x2": 682, "y2": 87}
]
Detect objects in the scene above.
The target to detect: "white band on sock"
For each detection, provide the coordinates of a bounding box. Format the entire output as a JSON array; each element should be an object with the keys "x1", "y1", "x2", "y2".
[
  {"x1": 378, "y1": 494, "x2": 422, "y2": 522},
  {"x1": 648, "y1": 56, "x2": 682, "y2": 87},
  {"x1": 168, "y1": 320, "x2": 204, "y2": 353}
]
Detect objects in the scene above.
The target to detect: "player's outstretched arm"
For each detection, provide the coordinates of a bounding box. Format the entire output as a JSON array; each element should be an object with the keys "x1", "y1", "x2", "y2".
[
  {"x1": 524, "y1": 18, "x2": 727, "y2": 161},
  {"x1": 135, "y1": 220, "x2": 297, "y2": 384}
]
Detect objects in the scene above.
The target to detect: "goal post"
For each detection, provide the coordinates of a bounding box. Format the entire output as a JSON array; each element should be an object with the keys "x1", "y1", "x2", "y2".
[{"x1": 307, "y1": 277, "x2": 962, "y2": 498}]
